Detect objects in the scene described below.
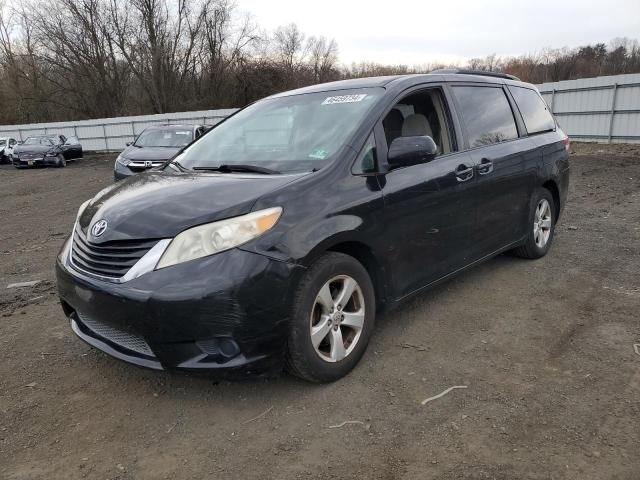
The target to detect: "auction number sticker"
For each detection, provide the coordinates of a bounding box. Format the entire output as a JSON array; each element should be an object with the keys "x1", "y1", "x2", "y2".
[{"x1": 322, "y1": 94, "x2": 367, "y2": 105}]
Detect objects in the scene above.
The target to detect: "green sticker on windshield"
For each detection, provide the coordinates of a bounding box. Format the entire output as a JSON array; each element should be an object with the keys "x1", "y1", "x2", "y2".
[{"x1": 308, "y1": 148, "x2": 329, "y2": 160}]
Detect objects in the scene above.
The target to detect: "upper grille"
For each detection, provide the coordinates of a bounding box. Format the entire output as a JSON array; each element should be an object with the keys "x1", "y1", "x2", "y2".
[{"x1": 71, "y1": 225, "x2": 158, "y2": 279}]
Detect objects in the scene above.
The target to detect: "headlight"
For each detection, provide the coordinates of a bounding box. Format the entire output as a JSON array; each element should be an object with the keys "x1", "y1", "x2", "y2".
[
  {"x1": 116, "y1": 154, "x2": 130, "y2": 166},
  {"x1": 156, "y1": 207, "x2": 283, "y2": 269},
  {"x1": 45, "y1": 151, "x2": 58, "y2": 157}
]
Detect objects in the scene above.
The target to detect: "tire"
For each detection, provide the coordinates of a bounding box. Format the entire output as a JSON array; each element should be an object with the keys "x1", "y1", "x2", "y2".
[
  {"x1": 285, "y1": 252, "x2": 376, "y2": 383},
  {"x1": 54, "y1": 154, "x2": 66, "y2": 168},
  {"x1": 511, "y1": 187, "x2": 556, "y2": 259}
]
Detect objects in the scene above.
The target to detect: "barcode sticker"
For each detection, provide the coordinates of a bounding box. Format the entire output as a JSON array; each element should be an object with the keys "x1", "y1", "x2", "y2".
[{"x1": 322, "y1": 94, "x2": 367, "y2": 105}]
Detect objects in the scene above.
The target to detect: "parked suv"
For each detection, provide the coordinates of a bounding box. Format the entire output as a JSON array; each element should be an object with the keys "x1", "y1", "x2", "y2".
[
  {"x1": 56, "y1": 71, "x2": 569, "y2": 382},
  {"x1": 114, "y1": 124, "x2": 207, "y2": 180}
]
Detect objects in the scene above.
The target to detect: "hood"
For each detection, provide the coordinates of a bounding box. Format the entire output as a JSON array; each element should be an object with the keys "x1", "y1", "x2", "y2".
[
  {"x1": 15, "y1": 145, "x2": 57, "y2": 156},
  {"x1": 121, "y1": 146, "x2": 181, "y2": 162},
  {"x1": 78, "y1": 170, "x2": 305, "y2": 242}
]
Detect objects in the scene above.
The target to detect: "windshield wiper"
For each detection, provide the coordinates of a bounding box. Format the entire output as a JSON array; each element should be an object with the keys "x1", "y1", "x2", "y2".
[
  {"x1": 192, "y1": 164, "x2": 280, "y2": 175},
  {"x1": 170, "y1": 160, "x2": 188, "y2": 171}
]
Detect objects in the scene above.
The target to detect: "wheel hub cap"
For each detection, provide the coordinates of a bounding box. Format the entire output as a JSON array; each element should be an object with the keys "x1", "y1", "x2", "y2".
[
  {"x1": 533, "y1": 199, "x2": 552, "y2": 248},
  {"x1": 309, "y1": 275, "x2": 365, "y2": 363}
]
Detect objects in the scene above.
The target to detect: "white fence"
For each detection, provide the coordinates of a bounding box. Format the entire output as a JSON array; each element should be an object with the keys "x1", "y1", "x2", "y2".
[
  {"x1": 537, "y1": 73, "x2": 640, "y2": 144},
  {"x1": 3, "y1": 73, "x2": 640, "y2": 149},
  {"x1": 0, "y1": 109, "x2": 238, "y2": 152}
]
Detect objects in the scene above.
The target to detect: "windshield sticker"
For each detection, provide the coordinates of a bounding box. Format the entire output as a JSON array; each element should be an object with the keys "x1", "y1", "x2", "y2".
[
  {"x1": 308, "y1": 148, "x2": 329, "y2": 160},
  {"x1": 321, "y1": 94, "x2": 367, "y2": 105}
]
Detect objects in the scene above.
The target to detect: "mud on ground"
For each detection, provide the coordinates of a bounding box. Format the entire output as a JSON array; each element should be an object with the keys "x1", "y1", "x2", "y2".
[{"x1": 0, "y1": 150, "x2": 639, "y2": 479}]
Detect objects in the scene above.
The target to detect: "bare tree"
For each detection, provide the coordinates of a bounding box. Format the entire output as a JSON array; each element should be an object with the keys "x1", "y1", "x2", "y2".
[{"x1": 0, "y1": 2, "x2": 639, "y2": 126}]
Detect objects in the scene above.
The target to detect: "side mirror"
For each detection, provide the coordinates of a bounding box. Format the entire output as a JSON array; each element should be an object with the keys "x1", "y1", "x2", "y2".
[
  {"x1": 126, "y1": 142, "x2": 132, "y2": 146},
  {"x1": 387, "y1": 136, "x2": 437, "y2": 169}
]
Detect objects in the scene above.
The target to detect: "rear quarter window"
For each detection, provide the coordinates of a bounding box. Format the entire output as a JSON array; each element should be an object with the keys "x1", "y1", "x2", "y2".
[
  {"x1": 508, "y1": 86, "x2": 555, "y2": 135},
  {"x1": 452, "y1": 86, "x2": 518, "y2": 148}
]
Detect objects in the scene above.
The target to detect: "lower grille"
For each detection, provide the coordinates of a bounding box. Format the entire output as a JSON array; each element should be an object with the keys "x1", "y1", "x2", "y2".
[
  {"x1": 76, "y1": 311, "x2": 154, "y2": 357},
  {"x1": 71, "y1": 225, "x2": 158, "y2": 279}
]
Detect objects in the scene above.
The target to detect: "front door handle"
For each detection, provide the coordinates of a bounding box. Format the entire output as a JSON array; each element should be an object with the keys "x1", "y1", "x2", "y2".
[
  {"x1": 477, "y1": 158, "x2": 494, "y2": 175},
  {"x1": 454, "y1": 164, "x2": 474, "y2": 182}
]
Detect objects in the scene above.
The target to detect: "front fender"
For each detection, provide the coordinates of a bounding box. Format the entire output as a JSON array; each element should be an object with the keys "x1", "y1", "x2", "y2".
[{"x1": 240, "y1": 214, "x2": 366, "y2": 266}]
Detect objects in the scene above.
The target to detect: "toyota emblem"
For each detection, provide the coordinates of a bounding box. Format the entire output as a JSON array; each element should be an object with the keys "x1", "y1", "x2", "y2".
[{"x1": 91, "y1": 220, "x2": 108, "y2": 237}]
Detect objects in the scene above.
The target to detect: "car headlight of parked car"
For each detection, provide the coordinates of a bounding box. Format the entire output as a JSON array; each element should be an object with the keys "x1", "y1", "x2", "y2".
[
  {"x1": 45, "y1": 151, "x2": 58, "y2": 157},
  {"x1": 156, "y1": 207, "x2": 283, "y2": 269},
  {"x1": 116, "y1": 154, "x2": 131, "y2": 166}
]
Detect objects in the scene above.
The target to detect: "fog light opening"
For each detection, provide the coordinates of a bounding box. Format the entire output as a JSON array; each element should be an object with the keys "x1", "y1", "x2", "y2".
[{"x1": 196, "y1": 337, "x2": 240, "y2": 360}]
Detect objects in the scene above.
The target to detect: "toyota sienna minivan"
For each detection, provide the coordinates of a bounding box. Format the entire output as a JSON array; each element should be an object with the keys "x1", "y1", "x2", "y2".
[{"x1": 56, "y1": 71, "x2": 570, "y2": 382}]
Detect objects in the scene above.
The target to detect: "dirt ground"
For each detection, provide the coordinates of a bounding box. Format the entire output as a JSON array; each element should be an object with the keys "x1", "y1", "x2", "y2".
[{"x1": 0, "y1": 148, "x2": 639, "y2": 480}]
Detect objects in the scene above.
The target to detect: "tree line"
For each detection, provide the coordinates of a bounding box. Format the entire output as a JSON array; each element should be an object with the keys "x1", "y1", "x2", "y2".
[{"x1": 0, "y1": 0, "x2": 638, "y2": 125}]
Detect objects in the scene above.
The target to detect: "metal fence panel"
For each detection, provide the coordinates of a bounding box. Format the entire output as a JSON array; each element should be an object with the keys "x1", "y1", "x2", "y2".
[
  {"x1": 537, "y1": 73, "x2": 640, "y2": 143},
  {"x1": 0, "y1": 109, "x2": 237, "y2": 152},
  {"x1": 5, "y1": 75, "x2": 639, "y2": 148}
]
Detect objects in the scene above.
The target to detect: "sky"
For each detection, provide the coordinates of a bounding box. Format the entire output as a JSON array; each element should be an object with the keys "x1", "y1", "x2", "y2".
[{"x1": 236, "y1": 0, "x2": 640, "y2": 65}]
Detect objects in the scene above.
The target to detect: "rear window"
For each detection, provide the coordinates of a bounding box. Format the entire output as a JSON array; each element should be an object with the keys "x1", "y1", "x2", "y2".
[
  {"x1": 452, "y1": 86, "x2": 518, "y2": 148},
  {"x1": 509, "y1": 86, "x2": 555, "y2": 134}
]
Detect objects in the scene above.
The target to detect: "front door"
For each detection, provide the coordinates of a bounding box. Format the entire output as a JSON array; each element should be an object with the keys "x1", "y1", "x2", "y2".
[{"x1": 377, "y1": 86, "x2": 479, "y2": 299}]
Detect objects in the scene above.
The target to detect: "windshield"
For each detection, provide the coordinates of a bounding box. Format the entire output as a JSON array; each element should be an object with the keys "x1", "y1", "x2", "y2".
[
  {"x1": 135, "y1": 127, "x2": 194, "y2": 148},
  {"x1": 23, "y1": 136, "x2": 55, "y2": 146},
  {"x1": 174, "y1": 88, "x2": 384, "y2": 173}
]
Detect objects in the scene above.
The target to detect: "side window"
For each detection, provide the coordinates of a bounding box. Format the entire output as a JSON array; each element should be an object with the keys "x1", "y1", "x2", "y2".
[
  {"x1": 452, "y1": 86, "x2": 518, "y2": 148},
  {"x1": 67, "y1": 136, "x2": 79, "y2": 144},
  {"x1": 9, "y1": 138, "x2": 16, "y2": 146},
  {"x1": 352, "y1": 133, "x2": 377, "y2": 174},
  {"x1": 508, "y1": 86, "x2": 555, "y2": 135},
  {"x1": 381, "y1": 88, "x2": 453, "y2": 156}
]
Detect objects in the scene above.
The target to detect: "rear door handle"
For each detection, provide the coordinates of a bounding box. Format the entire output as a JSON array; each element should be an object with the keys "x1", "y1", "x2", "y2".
[
  {"x1": 477, "y1": 158, "x2": 494, "y2": 175},
  {"x1": 454, "y1": 164, "x2": 474, "y2": 182}
]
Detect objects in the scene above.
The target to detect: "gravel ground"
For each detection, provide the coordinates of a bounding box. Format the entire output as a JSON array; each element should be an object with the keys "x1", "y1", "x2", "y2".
[{"x1": 0, "y1": 149, "x2": 639, "y2": 480}]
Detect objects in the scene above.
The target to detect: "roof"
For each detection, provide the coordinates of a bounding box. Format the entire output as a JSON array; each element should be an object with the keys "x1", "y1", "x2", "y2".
[{"x1": 268, "y1": 72, "x2": 533, "y2": 99}]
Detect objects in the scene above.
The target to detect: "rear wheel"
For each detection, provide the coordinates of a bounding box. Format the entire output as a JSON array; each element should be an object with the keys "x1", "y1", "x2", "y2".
[
  {"x1": 512, "y1": 188, "x2": 555, "y2": 259},
  {"x1": 285, "y1": 252, "x2": 375, "y2": 383}
]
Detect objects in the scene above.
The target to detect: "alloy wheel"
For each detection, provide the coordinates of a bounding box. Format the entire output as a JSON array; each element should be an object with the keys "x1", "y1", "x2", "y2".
[
  {"x1": 309, "y1": 275, "x2": 365, "y2": 363},
  {"x1": 533, "y1": 198, "x2": 552, "y2": 248}
]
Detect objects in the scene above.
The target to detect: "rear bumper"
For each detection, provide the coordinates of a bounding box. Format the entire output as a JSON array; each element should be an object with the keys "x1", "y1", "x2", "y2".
[{"x1": 57, "y1": 247, "x2": 304, "y2": 377}]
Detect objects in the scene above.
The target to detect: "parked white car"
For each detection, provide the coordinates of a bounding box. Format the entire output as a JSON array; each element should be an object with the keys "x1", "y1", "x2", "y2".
[{"x1": 0, "y1": 137, "x2": 18, "y2": 164}]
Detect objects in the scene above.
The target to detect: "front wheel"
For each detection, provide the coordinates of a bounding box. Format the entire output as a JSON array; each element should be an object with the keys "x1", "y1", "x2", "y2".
[
  {"x1": 285, "y1": 252, "x2": 375, "y2": 383},
  {"x1": 511, "y1": 188, "x2": 556, "y2": 259},
  {"x1": 54, "y1": 154, "x2": 66, "y2": 168}
]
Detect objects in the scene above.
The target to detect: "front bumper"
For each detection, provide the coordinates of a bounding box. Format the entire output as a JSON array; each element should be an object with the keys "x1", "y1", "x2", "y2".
[
  {"x1": 56, "y1": 246, "x2": 304, "y2": 377},
  {"x1": 13, "y1": 156, "x2": 58, "y2": 167}
]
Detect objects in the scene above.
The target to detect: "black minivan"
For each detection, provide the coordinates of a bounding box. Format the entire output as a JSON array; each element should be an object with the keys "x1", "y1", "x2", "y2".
[{"x1": 56, "y1": 71, "x2": 570, "y2": 382}]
